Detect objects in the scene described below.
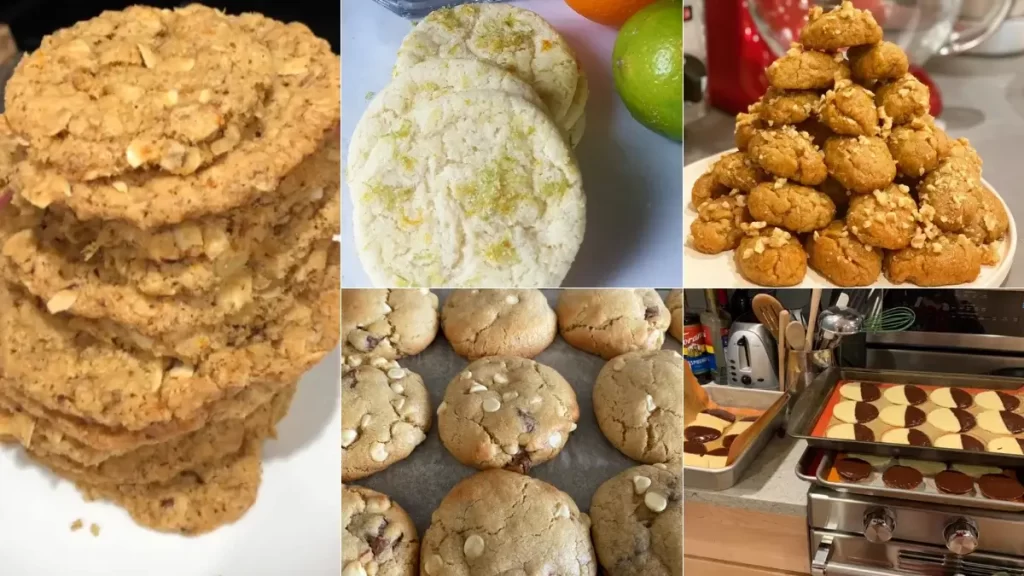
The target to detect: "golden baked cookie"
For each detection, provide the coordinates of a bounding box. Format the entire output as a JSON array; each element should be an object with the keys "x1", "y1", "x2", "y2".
[
  {"x1": 441, "y1": 289, "x2": 556, "y2": 360},
  {"x1": 735, "y1": 109, "x2": 763, "y2": 151},
  {"x1": 766, "y1": 44, "x2": 850, "y2": 91},
  {"x1": 342, "y1": 485, "x2": 419, "y2": 576},
  {"x1": 689, "y1": 194, "x2": 750, "y2": 255},
  {"x1": 759, "y1": 88, "x2": 819, "y2": 126},
  {"x1": 557, "y1": 289, "x2": 670, "y2": 360},
  {"x1": 748, "y1": 127, "x2": 828, "y2": 186},
  {"x1": 666, "y1": 289, "x2": 683, "y2": 342},
  {"x1": 819, "y1": 80, "x2": 878, "y2": 136},
  {"x1": 800, "y1": 2, "x2": 883, "y2": 52},
  {"x1": 848, "y1": 41, "x2": 909, "y2": 84},
  {"x1": 846, "y1": 184, "x2": 917, "y2": 249},
  {"x1": 824, "y1": 135, "x2": 897, "y2": 194},
  {"x1": 885, "y1": 233, "x2": 981, "y2": 286},
  {"x1": 876, "y1": 74, "x2": 930, "y2": 125},
  {"x1": 712, "y1": 151, "x2": 767, "y2": 192},
  {"x1": 748, "y1": 180, "x2": 835, "y2": 233},
  {"x1": 341, "y1": 289, "x2": 439, "y2": 361},
  {"x1": 918, "y1": 158, "x2": 982, "y2": 233},
  {"x1": 691, "y1": 170, "x2": 729, "y2": 209},
  {"x1": 887, "y1": 116, "x2": 950, "y2": 178},
  {"x1": 735, "y1": 225, "x2": 807, "y2": 286},
  {"x1": 806, "y1": 220, "x2": 882, "y2": 286},
  {"x1": 964, "y1": 186, "x2": 1009, "y2": 246}
]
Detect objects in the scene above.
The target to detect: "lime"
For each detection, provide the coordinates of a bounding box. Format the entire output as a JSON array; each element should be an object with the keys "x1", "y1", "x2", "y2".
[{"x1": 613, "y1": 0, "x2": 683, "y2": 141}]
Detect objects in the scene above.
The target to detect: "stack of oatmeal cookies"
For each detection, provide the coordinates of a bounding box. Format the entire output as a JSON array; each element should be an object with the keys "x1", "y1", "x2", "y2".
[
  {"x1": 0, "y1": 5, "x2": 339, "y2": 534},
  {"x1": 689, "y1": 1, "x2": 1008, "y2": 287}
]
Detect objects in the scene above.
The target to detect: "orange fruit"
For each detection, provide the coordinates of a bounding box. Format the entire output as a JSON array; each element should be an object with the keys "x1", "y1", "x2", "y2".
[{"x1": 565, "y1": 0, "x2": 658, "y2": 27}]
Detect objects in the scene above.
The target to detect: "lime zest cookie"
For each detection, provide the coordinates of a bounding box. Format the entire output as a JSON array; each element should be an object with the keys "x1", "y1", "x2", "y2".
[
  {"x1": 350, "y1": 90, "x2": 585, "y2": 287},
  {"x1": 394, "y1": 5, "x2": 582, "y2": 123}
]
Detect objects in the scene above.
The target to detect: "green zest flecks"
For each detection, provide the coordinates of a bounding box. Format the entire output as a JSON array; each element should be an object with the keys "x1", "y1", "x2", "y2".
[
  {"x1": 432, "y1": 8, "x2": 462, "y2": 31},
  {"x1": 363, "y1": 182, "x2": 413, "y2": 212},
  {"x1": 476, "y1": 18, "x2": 531, "y2": 54},
  {"x1": 540, "y1": 174, "x2": 570, "y2": 200},
  {"x1": 484, "y1": 236, "x2": 520, "y2": 265},
  {"x1": 390, "y1": 119, "x2": 413, "y2": 140},
  {"x1": 454, "y1": 155, "x2": 529, "y2": 217}
]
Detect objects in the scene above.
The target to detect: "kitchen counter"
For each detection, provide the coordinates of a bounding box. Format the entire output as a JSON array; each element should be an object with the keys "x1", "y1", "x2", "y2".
[{"x1": 685, "y1": 52, "x2": 1024, "y2": 286}]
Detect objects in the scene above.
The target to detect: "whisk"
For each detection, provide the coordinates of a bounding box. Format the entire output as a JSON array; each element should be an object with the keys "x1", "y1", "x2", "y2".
[{"x1": 862, "y1": 307, "x2": 916, "y2": 333}]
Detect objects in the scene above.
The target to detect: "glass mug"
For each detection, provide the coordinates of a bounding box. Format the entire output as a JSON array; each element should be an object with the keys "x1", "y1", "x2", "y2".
[{"x1": 747, "y1": 0, "x2": 1013, "y2": 63}]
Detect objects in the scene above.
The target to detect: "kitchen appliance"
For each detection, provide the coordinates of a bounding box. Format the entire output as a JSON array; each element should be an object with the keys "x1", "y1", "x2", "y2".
[
  {"x1": 795, "y1": 289, "x2": 1024, "y2": 575},
  {"x1": 725, "y1": 321, "x2": 779, "y2": 390},
  {"x1": 965, "y1": 0, "x2": 1024, "y2": 56},
  {"x1": 684, "y1": 0, "x2": 709, "y2": 126}
]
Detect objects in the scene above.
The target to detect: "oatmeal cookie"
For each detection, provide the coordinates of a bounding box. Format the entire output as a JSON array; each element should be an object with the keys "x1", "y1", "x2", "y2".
[
  {"x1": 689, "y1": 194, "x2": 749, "y2": 255},
  {"x1": 885, "y1": 233, "x2": 981, "y2": 286},
  {"x1": 846, "y1": 184, "x2": 917, "y2": 249},
  {"x1": 748, "y1": 127, "x2": 828, "y2": 186},
  {"x1": 876, "y1": 74, "x2": 930, "y2": 125},
  {"x1": 734, "y1": 225, "x2": 807, "y2": 286},
  {"x1": 819, "y1": 80, "x2": 878, "y2": 136},
  {"x1": 712, "y1": 151, "x2": 766, "y2": 192},
  {"x1": 441, "y1": 289, "x2": 556, "y2": 359},
  {"x1": 848, "y1": 41, "x2": 909, "y2": 83},
  {"x1": 437, "y1": 357, "x2": 578, "y2": 473},
  {"x1": 748, "y1": 180, "x2": 835, "y2": 233},
  {"x1": 806, "y1": 220, "x2": 882, "y2": 286},
  {"x1": 887, "y1": 116, "x2": 951, "y2": 178},
  {"x1": 342, "y1": 289, "x2": 439, "y2": 360},
  {"x1": 800, "y1": 2, "x2": 883, "y2": 51},
  {"x1": 759, "y1": 88, "x2": 819, "y2": 126},
  {"x1": 766, "y1": 44, "x2": 850, "y2": 91},
  {"x1": 556, "y1": 289, "x2": 670, "y2": 360},
  {"x1": 824, "y1": 135, "x2": 897, "y2": 193}
]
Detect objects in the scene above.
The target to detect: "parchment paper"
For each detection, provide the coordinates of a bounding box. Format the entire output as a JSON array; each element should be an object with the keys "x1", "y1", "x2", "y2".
[{"x1": 353, "y1": 289, "x2": 681, "y2": 532}]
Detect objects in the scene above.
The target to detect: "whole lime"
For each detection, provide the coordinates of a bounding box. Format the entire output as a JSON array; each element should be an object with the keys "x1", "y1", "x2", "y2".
[{"x1": 613, "y1": 0, "x2": 682, "y2": 141}]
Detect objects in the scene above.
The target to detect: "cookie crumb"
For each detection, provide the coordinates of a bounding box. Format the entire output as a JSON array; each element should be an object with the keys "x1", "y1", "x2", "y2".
[
  {"x1": 70, "y1": 519, "x2": 83, "y2": 531},
  {"x1": 89, "y1": 523, "x2": 101, "y2": 537}
]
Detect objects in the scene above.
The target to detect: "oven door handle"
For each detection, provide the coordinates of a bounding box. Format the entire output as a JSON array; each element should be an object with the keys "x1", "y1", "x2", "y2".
[
  {"x1": 812, "y1": 539, "x2": 900, "y2": 576},
  {"x1": 811, "y1": 538, "x2": 834, "y2": 576}
]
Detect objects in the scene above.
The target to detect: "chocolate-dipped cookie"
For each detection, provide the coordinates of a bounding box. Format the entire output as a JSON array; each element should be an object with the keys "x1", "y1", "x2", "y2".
[
  {"x1": 978, "y1": 410, "x2": 1024, "y2": 435},
  {"x1": 881, "y1": 428, "x2": 932, "y2": 447},
  {"x1": 976, "y1": 390, "x2": 1021, "y2": 412},
  {"x1": 694, "y1": 409, "x2": 736, "y2": 432},
  {"x1": 833, "y1": 401, "x2": 879, "y2": 424},
  {"x1": 928, "y1": 408, "x2": 976, "y2": 433},
  {"x1": 930, "y1": 387, "x2": 974, "y2": 410},
  {"x1": 836, "y1": 457, "x2": 873, "y2": 482},
  {"x1": 884, "y1": 384, "x2": 928, "y2": 406},
  {"x1": 935, "y1": 470, "x2": 974, "y2": 495},
  {"x1": 882, "y1": 465, "x2": 923, "y2": 490},
  {"x1": 839, "y1": 382, "x2": 882, "y2": 402},
  {"x1": 934, "y1": 433, "x2": 985, "y2": 451},
  {"x1": 684, "y1": 425, "x2": 722, "y2": 444},
  {"x1": 684, "y1": 441, "x2": 707, "y2": 467},
  {"x1": 988, "y1": 437, "x2": 1024, "y2": 455},
  {"x1": 826, "y1": 423, "x2": 875, "y2": 442},
  {"x1": 978, "y1": 473, "x2": 1024, "y2": 501},
  {"x1": 879, "y1": 405, "x2": 926, "y2": 428}
]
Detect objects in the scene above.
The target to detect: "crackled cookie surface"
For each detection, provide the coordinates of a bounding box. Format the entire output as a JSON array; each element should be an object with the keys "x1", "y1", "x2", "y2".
[
  {"x1": 420, "y1": 469, "x2": 596, "y2": 576},
  {"x1": 437, "y1": 356, "x2": 578, "y2": 472},
  {"x1": 590, "y1": 463, "x2": 682, "y2": 576},
  {"x1": 342, "y1": 289, "x2": 439, "y2": 360},
  {"x1": 593, "y1": 350, "x2": 684, "y2": 463},
  {"x1": 556, "y1": 289, "x2": 670, "y2": 360},
  {"x1": 441, "y1": 289, "x2": 556, "y2": 359},
  {"x1": 342, "y1": 485, "x2": 419, "y2": 576},
  {"x1": 341, "y1": 363, "x2": 431, "y2": 481}
]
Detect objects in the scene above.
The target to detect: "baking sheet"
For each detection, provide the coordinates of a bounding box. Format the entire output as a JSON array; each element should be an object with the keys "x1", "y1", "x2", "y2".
[
  {"x1": 811, "y1": 379, "x2": 1024, "y2": 453},
  {"x1": 351, "y1": 289, "x2": 681, "y2": 532}
]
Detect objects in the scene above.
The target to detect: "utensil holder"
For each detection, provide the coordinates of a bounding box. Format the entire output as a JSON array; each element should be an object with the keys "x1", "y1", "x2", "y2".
[{"x1": 786, "y1": 347, "x2": 836, "y2": 396}]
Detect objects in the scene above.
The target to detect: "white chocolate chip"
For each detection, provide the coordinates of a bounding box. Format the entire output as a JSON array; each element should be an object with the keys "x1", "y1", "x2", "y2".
[
  {"x1": 370, "y1": 443, "x2": 389, "y2": 462},
  {"x1": 392, "y1": 397, "x2": 406, "y2": 410},
  {"x1": 137, "y1": 43, "x2": 159, "y2": 68},
  {"x1": 437, "y1": 401, "x2": 448, "y2": 415},
  {"x1": 364, "y1": 495, "x2": 392, "y2": 514},
  {"x1": 341, "y1": 429, "x2": 358, "y2": 447},
  {"x1": 644, "y1": 491, "x2": 668, "y2": 513},
  {"x1": 360, "y1": 414, "x2": 373, "y2": 429},
  {"x1": 482, "y1": 398, "x2": 501, "y2": 413},
  {"x1": 463, "y1": 535, "x2": 485, "y2": 559},
  {"x1": 493, "y1": 373, "x2": 509, "y2": 385},
  {"x1": 502, "y1": 391, "x2": 519, "y2": 401},
  {"x1": 46, "y1": 290, "x2": 78, "y2": 314},
  {"x1": 461, "y1": 371, "x2": 473, "y2": 380},
  {"x1": 390, "y1": 383, "x2": 405, "y2": 394},
  {"x1": 469, "y1": 383, "x2": 488, "y2": 393},
  {"x1": 111, "y1": 181, "x2": 128, "y2": 193},
  {"x1": 504, "y1": 294, "x2": 519, "y2": 305},
  {"x1": 347, "y1": 356, "x2": 363, "y2": 367},
  {"x1": 612, "y1": 359, "x2": 626, "y2": 371},
  {"x1": 554, "y1": 503, "x2": 570, "y2": 519},
  {"x1": 548, "y1": 432, "x2": 562, "y2": 448},
  {"x1": 569, "y1": 423, "x2": 577, "y2": 432},
  {"x1": 502, "y1": 443, "x2": 520, "y2": 455},
  {"x1": 646, "y1": 395, "x2": 656, "y2": 412},
  {"x1": 167, "y1": 361, "x2": 194, "y2": 379},
  {"x1": 371, "y1": 357, "x2": 388, "y2": 368},
  {"x1": 342, "y1": 562, "x2": 367, "y2": 576},
  {"x1": 530, "y1": 396, "x2": 542, "y2": 405},
  {"x1": 633, "y1": 475, "x2": 652, "y2": 495},
  {"x1": 387, "y1": 368, "x2": 406, "y2": 380},
  {"x1": 424, "y1": 555, "x2": 444, "y2": 575}
]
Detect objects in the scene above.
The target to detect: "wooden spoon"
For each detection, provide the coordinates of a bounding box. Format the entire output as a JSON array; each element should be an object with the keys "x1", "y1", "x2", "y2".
[
  {"x1": 805, "y1": 289, "x2": 822, "y2": 351},
  {"x1": 752, "y1": 293, "x2": 784, "y2": 340},
  {"x1": 778, "y1": 310, "x2": 789, "y2": 393}
]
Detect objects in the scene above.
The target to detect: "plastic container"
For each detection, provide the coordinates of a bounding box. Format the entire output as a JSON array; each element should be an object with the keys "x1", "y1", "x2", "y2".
[{"x1": 371, "y1": 0, "x2": 507, "y2": 19}]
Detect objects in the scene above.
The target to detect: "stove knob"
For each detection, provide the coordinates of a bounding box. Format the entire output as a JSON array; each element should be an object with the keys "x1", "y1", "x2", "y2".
[
  {"x1": 945, "y1": 518, "x2": 979, "y2": 556},
  {"x1": 863, "y1": 507, "x2": 896, "y2": 543}
]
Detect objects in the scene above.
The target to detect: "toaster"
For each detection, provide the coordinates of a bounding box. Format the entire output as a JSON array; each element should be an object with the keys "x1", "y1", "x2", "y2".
[{"x1": 725, "y1": 322, "x2": 778, "y2": 391}]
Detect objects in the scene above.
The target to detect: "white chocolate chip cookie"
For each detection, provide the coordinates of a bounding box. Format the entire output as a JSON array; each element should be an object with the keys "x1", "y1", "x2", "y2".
[
  {"x1": 441, "y1": 289, "x2": 556, "y2": 360},
  {"x1": 666, "y1": 289, "x2": 683, "y2": 342},
  {"x1": 342, "y1": 485, "x2": 418, "y2": 576},
  {"x1": 342, "y1": 289, "x2": 439, "y2": 361},
  {"x1": 557, "y1": 289, "x2": 671, "y2": 360},
  {"x1": 420, "y1": 469, "x2": 596, "y2": 576},
  {"x1": 593, "y1": 350, "x2": 684, "y2": 463},
  {"x1": 342, "y1": 364, "x2": 431, "y2": 481},
  {"x1": 437, "y1": 356, "x2": 578, "y2": 472}
]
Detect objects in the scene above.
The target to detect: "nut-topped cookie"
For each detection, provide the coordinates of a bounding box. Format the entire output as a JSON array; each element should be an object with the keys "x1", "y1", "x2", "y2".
[
  {"x1": 441, "y1": 289, "x2": 557, "y2": 360},
  {"x1": 590, "y1": 463, "x2": 682, "y2": 576},
  {"x1": 557, "y1": 289, "x2": 670, "y2": 360},
  {"x1": 342, "y1": 485, "x2": 419, "y2": 576},
  {"x1": 342, "y1": 289, "x2": 439, "y2": 361},
  {"x1": 593, "y1": 350, "x2": 684, "y2": 463},
  {"x1": 420, "y1": 469, "x2": 596, "y2": 576},
  {"x1": 342, "y1": 363, "x2": 432, "y2": 481},
  {"x1": 437, "y1": 356, "x2": 578, "y2": 473}
]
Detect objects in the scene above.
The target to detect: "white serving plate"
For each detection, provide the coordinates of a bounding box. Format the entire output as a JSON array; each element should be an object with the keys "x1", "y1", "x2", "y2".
[
  {"x1": 683, "y1": 149, "x2": 1016, "y2": 288},
  {"x1": 0, "y1": 350, "x2": 341, "y2": 576}
]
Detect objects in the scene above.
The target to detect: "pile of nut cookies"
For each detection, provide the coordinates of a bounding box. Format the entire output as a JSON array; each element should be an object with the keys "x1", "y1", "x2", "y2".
[
  {"x1": 341, "y1": 289, "x2": 683, "y2": 576},
  {"x1": 0, "y1": 6, "x2": 339, "y2": 535},
  {"x1": 688, "y1": 1, "x2": 1009, "y2": 287}
]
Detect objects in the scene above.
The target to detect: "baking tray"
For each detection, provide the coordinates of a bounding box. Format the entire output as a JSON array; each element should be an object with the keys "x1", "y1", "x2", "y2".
[
  {"x1": 788, "y1": 367, "x2": 1024, "y2": 468},
  {"x1": 349, "y1": 289, "x2": 680, "y2": 533},
  {"x1": 684, "y1": 385, "x2": 789, "y2": 491},
  {"x1": 811, "y1": 449, "x2": 1024, "y2": 513}
]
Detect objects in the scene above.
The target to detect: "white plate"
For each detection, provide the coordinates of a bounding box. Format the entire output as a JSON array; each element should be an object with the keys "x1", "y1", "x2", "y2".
[
  {"x1": 683, "y1": 149, "x2": 1016, "y2": 288},
  {"x1": 0, "y1": 350, "x2": 341, "y2": 576}
]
